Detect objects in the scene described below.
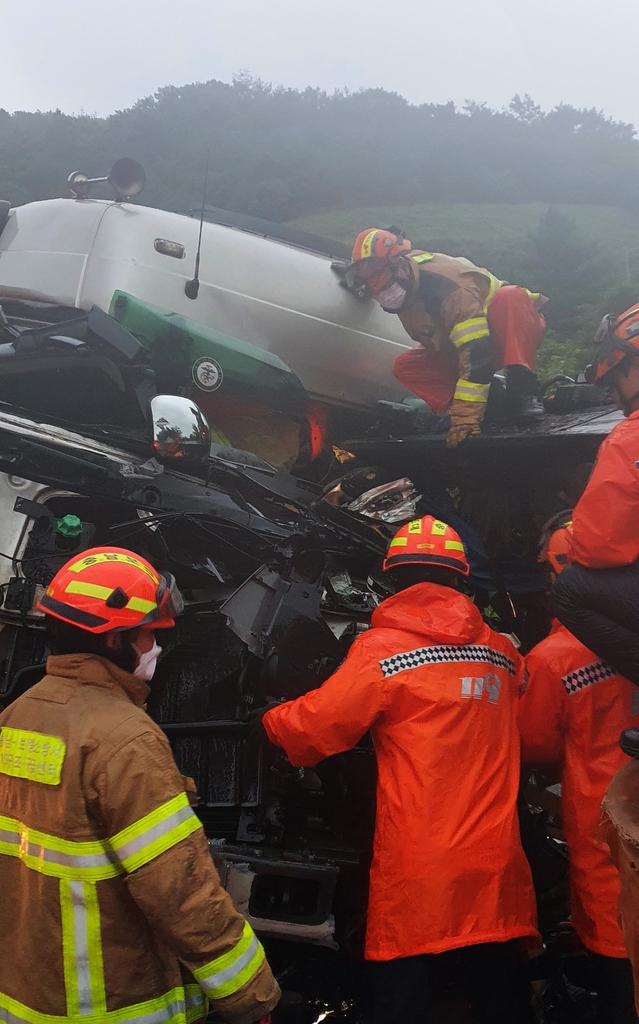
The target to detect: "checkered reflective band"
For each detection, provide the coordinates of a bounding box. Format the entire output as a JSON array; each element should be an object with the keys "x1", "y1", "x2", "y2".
[
  {"x1": 562, "y1": 660, "x2": 615, "y2": 695},
  {"x1": 379, "y1": 644, "x2": 516, "y2": 679}
]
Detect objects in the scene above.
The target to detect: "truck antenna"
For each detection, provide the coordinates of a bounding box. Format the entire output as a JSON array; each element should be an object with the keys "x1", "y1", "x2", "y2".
[{"x1": 185, "y1": 156, "x2": 209, "y2": 300}]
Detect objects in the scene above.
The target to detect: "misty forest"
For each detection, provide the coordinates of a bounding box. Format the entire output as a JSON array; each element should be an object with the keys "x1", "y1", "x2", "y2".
[{"x1": 3, "y1": 74, "x2": 639, "y2": 376}]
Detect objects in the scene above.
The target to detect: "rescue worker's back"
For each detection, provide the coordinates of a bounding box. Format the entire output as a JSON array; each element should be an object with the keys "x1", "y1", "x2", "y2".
[
  {"x1": 0, "y1": 656, "x2": 277, "y2": 1024},
  {"x1": 0, "y1": 547, "x2": 279, "y2": 1024},
  {"x1": 520, "y1": 620, "x2": 638, "y2": 958},
  {"x1": 264, "y1": 580, "x2": 538, "y2": 960}
]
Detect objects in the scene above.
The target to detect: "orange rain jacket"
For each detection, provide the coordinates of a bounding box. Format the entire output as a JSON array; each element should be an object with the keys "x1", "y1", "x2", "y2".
[
  {"x1": 568, "y1": 409, "x2": 639, "y2": 568},
  {"x1": 0, "y1": 654, "x2": 279, "y2": 1024},
  {"x1": 263, "y1": 582, "x2": 539, "y2": 961},
  {"x1": 519, "y1": 621, "x2": 639, "y2": 957}
]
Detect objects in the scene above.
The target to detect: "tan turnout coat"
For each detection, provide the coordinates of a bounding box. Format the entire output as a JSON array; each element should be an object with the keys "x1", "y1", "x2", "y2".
[{"x1": 0, "y1": 654, "x2": 279, "y2": 1024}]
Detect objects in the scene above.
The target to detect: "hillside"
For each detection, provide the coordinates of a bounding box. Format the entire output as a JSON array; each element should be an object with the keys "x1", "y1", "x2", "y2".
[
  {"x1": 1, "y1": 80, "x2": 638, "y2": 223},
  {"x1": 2, "y1": 78, "x2": 637, "y2": 377},
  {"x1": 291, "y1": 202, "x2": 639, "y2": 379},
  {"x1": 290, "y1": 202, "x2": 639, "y2": 284}
]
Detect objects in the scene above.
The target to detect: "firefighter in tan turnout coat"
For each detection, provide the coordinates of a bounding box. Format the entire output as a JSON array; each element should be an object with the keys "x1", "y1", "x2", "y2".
[{"x1": 0, "y1": 546, "x2": 279, "y2": 1024}]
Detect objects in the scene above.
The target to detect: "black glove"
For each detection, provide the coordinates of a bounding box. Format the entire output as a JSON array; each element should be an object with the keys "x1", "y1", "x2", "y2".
[
  {"x1": 244, "y1": 701, "x2": 284, "y2": 742},
  {"x1": 620, "y1": 728, "x2": 639, "y2": 759}
]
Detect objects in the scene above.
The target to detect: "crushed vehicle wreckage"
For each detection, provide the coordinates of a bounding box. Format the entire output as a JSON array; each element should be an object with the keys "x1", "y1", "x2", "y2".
[
  {"x1": 0, "y1": 296, "x2": 625, "y2": 1021},
  {"x1": 0, "y1": 168, "x2": 628, "y2": 1020},
  {"x1": 0, "y1": 299, "x2": 390, "y2": 1018}
]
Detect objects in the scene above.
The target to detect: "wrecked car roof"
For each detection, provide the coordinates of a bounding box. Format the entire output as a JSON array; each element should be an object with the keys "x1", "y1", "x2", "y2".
[{"x1": 345, "y1": 405, "x2": 623, "y2": 464}]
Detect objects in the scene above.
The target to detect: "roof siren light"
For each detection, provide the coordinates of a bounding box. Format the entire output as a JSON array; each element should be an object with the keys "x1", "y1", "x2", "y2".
[{"x1": 67, "y1": 159, "x2": 146, "y2": 201}]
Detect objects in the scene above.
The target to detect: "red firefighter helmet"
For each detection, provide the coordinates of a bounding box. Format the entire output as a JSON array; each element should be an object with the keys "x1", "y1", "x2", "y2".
[
  {"x1": 351, "y1": 228, "x2": 412, "y2": 263},
  {"x1": 37, "y1": 546, "x2": 184, "y2": 634},
  {"x1": 538, "y1": 513, "x2": 572, "y2": 579},
  {"x1": 586, "y1": 302, "x2": 639, "y2": 385},
  {"x1": 346, "y1": 227, "x2": 412, "y2": 297},
  {"x1": 383, "y1": 516, "x2": 470, "y2": 575}
]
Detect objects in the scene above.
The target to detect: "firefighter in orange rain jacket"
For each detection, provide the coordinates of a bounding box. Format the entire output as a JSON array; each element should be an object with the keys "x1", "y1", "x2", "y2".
[
  {"x1": 519, "y1": 523, "x2": 639, "y2": 1023},
  {"x1": 552, "y1": 301, "x2": 639, "y2": 685},
  {"x1": 254, "y1": 517, "x2": 538, "y2": 1024}
]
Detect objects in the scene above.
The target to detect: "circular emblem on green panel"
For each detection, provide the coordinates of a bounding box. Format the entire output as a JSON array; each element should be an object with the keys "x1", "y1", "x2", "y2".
[{"x1": 192, "y1": 357, "x2": 223, "y2": 392}]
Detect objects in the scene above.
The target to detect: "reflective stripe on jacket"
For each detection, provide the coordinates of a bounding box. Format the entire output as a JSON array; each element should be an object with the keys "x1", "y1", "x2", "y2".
[
  {"x1": 397, "y1": 252, "x2": 498, "y2": 356},
  {"x1": 263, "y1": 583, "x2": 539, "y2": 961},
  {"x1": 396, "y1": 252, "x2": 546, "y2": 412},
  {"x1": 520, "y1": 621, "x2": 638, "y2": 957},
  {"x1": 0, "y1": 654, "x2": 279, "y2": 1024},
  {"x1": 568, "y1": 410, "x2": 639, "y2": 567}
]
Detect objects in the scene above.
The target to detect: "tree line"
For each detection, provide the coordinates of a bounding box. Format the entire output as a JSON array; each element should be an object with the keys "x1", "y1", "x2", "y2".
[
  {"x1": 1, "y1": 75, "x2": 638, "y2": 375},
  {"x1": 0, "y1": 75, "x2": 637, "y2": 220}
]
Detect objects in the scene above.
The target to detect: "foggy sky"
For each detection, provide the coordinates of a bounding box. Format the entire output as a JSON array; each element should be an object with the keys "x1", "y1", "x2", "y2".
[{"x1": 1, "y1": 0, "x2": 637, "y2": 126}]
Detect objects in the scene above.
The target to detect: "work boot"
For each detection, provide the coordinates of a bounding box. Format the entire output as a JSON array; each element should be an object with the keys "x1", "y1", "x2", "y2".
[
  {"x1": 514, "y1": 392, "x2": 546, "y2": 421},
  {"x1": 506, "y1": 365, "x2": 545, "y2": 423}
]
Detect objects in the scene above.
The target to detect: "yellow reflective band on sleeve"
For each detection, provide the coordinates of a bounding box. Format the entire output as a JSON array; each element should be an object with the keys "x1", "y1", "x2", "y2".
[
  {"x1": 60, "y1": 879, "x2": 106, "y2": 1016},
  {"x1": 407, "y1": 520, "x2": 422, "y2": 534},
  {"x1": 389, "y1": 537, "x2": 408, "y2": 548},
  {"x1": 483, "y1": 273, "x2": 504, "y2": 310},
  {"x1": 359, "y1": 231, "x2": 377, "y2": 259},
  {"x1": 453, "y1": 381, "x2": 491, "y2": 404},
  {"x1": 0, "y1": 813, "x2": 122, "y2": 880},
  {"x1": 194, "y1": 921, "x2": 265, "y2": 1001},
  {"x1": 109, "y1": 792, "x2": 202, "y2": 874},
  {"x1": 184, "y1": 984, "x2": 207, "y2": 1024},
  {"x1": 431, "y1": 520, "x2": 448, "y2": 536},
  {"x1": 66, "y1": 551, "x2": 160, "y2": 583},
  {"x1": 445, "y1": 540, "x2": 465, "y2": 552},
  {"x1": 0, "y1": 985, "x2": 198, "y2": 1024},
  {"x1": 0, "y1": 727, "x2": 66, "y2": 786},
  {"x1": 411, "y1": 253, "x2": 434, "y2": 264},
  {"x1": 449, "y1": 317, "x2": 490, "y2": 348}
]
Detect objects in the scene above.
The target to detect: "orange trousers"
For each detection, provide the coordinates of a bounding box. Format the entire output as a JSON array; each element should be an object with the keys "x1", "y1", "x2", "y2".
[{"x1": 393, "y1": 285, "x2": 546, "y2": 414}]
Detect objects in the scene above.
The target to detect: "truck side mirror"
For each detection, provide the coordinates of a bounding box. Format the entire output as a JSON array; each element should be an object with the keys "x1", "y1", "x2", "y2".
[{"x1": 150, "y1": 395, "x2": 210, "y2": 462}]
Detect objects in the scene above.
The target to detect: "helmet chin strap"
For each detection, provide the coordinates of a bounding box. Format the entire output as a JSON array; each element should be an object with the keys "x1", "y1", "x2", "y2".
[
  {"x1": 623, "y1": 390, "x2": 639, "y2": 416},
  {"x1": 611, "y1": 377, "x2": 639, "y2": 416},
  {"x1": 607, "y1": 373, "x2": 639, "y2": 416}
]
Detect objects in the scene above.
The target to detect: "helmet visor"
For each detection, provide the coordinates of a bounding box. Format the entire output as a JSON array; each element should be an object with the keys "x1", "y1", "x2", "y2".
[
  {"x1": 344, "y1": 256, "x2": 394, "y2": 297},
  {"x1": 136, "y1": 572, "x2": 184, "y2": 628},
  {"x1": 588, "y1": 314, "x2": 637, "y2": 385}
]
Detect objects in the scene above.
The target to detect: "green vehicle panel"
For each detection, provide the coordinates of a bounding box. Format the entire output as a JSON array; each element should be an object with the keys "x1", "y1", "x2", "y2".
[{"x1": 109, "y1": 291, "x2": 307, "y2": 415}]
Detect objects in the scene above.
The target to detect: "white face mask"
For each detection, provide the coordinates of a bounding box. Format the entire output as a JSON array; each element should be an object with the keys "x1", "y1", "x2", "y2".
[
  {"x1": 374, "y1": 281, "x2": 408, "y2": 311},
  {"x1": 132, "y1": 641, "x2": 162, "y2": 681}
]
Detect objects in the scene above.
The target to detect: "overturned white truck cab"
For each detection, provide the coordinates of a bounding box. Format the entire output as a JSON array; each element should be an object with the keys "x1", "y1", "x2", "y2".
[{"x1": 0, "y1": 189, "x2": 412, "y2": 422}]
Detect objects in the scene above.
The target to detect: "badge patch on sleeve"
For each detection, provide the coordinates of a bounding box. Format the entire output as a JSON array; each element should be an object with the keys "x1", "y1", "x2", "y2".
[{"x1": 0, "y1": 727, "x2": 66, "y2": 785}]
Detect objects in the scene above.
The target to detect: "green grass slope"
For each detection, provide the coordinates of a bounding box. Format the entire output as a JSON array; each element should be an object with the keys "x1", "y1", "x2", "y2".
[
  {"x1": 291, "y1": 202, "x2": 639, "y2": 380},
  {"x1": 290, "y1": 203, "x2": 639, "y2": 281}
]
